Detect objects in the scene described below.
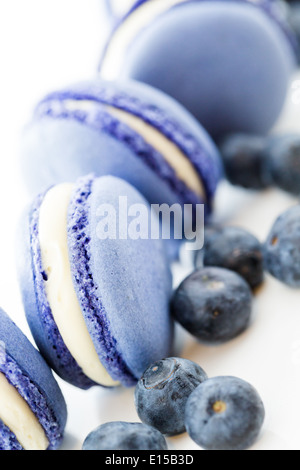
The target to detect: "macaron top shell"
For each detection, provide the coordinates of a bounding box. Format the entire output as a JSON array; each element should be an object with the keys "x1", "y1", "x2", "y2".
[{"x1": 0, "y1": 309, "x2": 67, "y2": 450}]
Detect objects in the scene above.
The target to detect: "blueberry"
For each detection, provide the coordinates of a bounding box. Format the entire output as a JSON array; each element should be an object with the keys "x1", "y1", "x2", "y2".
[
  {"x1": 185, "y1": 376, "x2": 265, "y2": 450},
  {"x1": 219, "y1": 134, "x2": 271, "y2": 189},
  {"x1": 195, "y1": 226, "x2": 264, "y2": 290},
  {"x1": 134, "y1": 357, "x2": 207, "y2": 436},
  {"x1": 264, "y1": 204, "x2": 300, "y2": 287},
  {"x1": 171, "y1": 267, "x2": 253, "y2": 343},
  {"x1": 82, "y1": 421, "x2": 168, "y2": 450},
  {"x1": 266, "y1": 134, "x2": 300, "y2": 196}
]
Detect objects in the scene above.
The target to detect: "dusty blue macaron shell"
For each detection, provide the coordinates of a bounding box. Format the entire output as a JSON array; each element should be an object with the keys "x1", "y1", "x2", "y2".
[
  {"x1": 68, "y1": 175, "x2": 174, "y2": 384},
  {"x1": 18, "y1": 175, "x2": 174, "y2": 388},
  {"x1": 20, "y1": 78, "x2": 222, "y2": 213},
  {"x1": 109, "y1": 1, "x2": 296, "y2": 139},
  {"x1": 0, "y1": 309, "x2": 67, "y2": 450}
]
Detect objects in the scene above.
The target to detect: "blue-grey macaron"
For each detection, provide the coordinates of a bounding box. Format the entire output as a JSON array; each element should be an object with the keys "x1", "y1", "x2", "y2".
[{"x1": 17, "y1": 174, "x2": 174, "y2": 390}]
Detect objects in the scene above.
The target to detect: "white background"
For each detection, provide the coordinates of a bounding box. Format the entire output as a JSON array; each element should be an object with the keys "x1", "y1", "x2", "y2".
[{"x1": 1, "y1": 0, "x2": 300, "y2": 451}]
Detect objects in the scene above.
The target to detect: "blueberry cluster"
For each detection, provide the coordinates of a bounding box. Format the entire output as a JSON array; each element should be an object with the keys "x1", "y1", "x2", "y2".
[
  {"x1": 170, "y1": 133, "x2": 300, "y2": 343},
  {"x1": 219, "y1": 133, "x2": 300, "y2": 195},
  {"x1": 83, "y1": 358, "x2": 265, "y2": 451},
  {"x1": 218, "y1": 132, "x2": 300, "y2": 288}
]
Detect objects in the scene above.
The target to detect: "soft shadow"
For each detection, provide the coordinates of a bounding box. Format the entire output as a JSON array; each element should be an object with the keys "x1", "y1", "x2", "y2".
[{"x1": 251, "y1": 429, "x2": 292, "y2": 451}]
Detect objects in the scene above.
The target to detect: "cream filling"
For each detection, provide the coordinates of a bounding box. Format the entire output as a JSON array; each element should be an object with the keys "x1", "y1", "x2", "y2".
[
  {"x1": 106, "y1": 106, "x2": 205, "y2": 198},
  {"x1": 101, "y1": 0, "x2": 189, "y2": 80},
  {"x1": 38, "y1": 183, "x2": 119, "y2": 387},
  {"x1": 61, "y1": 99, "x2": 205, "y2": 198},
  {"x1": 0, "y1": 372, "x2": 49, "y2": 450}
]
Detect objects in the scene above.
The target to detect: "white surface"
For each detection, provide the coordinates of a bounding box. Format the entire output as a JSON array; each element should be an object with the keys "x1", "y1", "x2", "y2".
[{"x1": 0, "y1": 0, "x2": 300, "y2": 451}]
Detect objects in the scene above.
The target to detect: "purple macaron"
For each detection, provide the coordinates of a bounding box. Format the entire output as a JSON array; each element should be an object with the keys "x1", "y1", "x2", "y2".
[
  {"x1": 20, "y1": 78, "x2": 222, "y2": 216},
  {"x1": 17, "y1": 174, "x2": 173, "y2": 390},
  {"x1": 0, "y1": 309, "x2": 67, "y2": 450},
  {"x1": 99, "y1": 0, "x2": 297, "y2": 140}
]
